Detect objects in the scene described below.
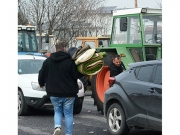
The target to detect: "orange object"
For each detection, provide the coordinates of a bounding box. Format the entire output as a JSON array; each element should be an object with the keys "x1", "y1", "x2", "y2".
[{"x1": 96, "y1": 66, "x2": 110, "y2": 103}]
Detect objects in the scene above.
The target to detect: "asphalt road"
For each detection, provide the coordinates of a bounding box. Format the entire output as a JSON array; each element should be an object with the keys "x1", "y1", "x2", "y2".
[{"x1": 18, "y1": 91, "x2": 162, "y2": 135}]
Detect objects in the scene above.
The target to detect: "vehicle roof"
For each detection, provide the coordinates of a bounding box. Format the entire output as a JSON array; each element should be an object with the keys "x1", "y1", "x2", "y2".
[
  {"x1": 18, "y1": 25, "x2": 36, "y2": 30},
  {"x1": 18, "y1": 55, "x2": 46, "y2": 60},
  {"x1": 128, "y1": 59, "x2": 162, "y2": 68},
  {"x1": 113, "y1": 8, "x2": 162, "y2": 16},
  {"x1": 76, "y1": 37, "x2": 110, "y2": 40}
]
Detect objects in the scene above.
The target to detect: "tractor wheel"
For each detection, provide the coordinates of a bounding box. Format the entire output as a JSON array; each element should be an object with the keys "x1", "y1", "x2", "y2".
[
  {"x1": 91, "y1": 66, "x2": 110, "y2": 114},
  {"x1": 91, "y1": 51, "x2": 117, "y2": 114}
]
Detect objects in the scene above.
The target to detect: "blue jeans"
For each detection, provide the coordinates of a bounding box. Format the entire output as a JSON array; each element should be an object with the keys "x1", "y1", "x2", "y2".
[{"x1": 50, "y1": 96, "x2": 75, "y2": 135}]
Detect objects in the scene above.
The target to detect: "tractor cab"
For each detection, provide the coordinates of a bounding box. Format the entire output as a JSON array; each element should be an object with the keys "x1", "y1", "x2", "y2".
[
  {"x1": 75, "y1": 37, "x2": 110, "y2": 49},
  {"x1": 98, "y1": 8, "x2": 162, "y2": 68},
  {"x1": 112, "y1": 8, "x2": 162, "y2": 62},
  {"x1": 18, "y1": 25, "x2": 39, "y2": 55}
]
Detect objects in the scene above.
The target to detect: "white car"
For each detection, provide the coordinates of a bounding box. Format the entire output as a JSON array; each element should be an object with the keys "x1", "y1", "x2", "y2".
[{"x1": 18, "y1": 55, "x2": 84, "y2": 116}]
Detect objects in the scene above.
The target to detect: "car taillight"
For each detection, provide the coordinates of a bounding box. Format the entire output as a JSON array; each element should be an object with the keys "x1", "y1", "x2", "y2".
[{"x1": 108, "y1": 77, "x2": 115, "y2": 87}]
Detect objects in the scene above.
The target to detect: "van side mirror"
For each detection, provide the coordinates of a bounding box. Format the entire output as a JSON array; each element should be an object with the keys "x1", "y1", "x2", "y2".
[
  {"x1": 45, "y1": 34, "x2": 49, "y2": 43},
  {"x1": 120, "y1": 17, "x2": 127, "y2": 31}
]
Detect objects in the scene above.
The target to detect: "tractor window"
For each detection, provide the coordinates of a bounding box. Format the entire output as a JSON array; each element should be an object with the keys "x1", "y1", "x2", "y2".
[
  {"x1": 24, "y1": 34, "x2": 30, "y2": 51},
  {"x1": 112, "y1": 18, "x2": 126, "y2": 44},
  {"x1": 129, "y1": 48, "x2": 144, "y2": 62},
  {"x1": 98, "y1": 40, "x2": 109, "y2": 47},
  {"x1": 142, "y1": 15, "x2": 162, "y2": 44},
  {"x1": 18, "y1": 30, "x2": 38, "y2": 52},
  {"x1": 84, "y1": 41, "x2": 96, "y2": 48},
  {"x1": 18, "y1": 32, "x2": 23, "y2": 51},
  {"x1": 75, "y1": 40, "x2": 82, "y2": 48},
  {"x1": 111, "y1": 16, "x2": 141, "y2": 44},
  {"x1": 145, "y1": 47, "x2": 157, "y2": 61},
  {"x1": 129, "y1": 16, "x2": 141, "y2": 44}
]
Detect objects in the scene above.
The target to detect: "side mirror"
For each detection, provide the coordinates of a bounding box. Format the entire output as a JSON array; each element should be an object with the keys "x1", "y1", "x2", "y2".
[
  {"x1": 120, "y1": 17, "x2": 127, "y2": 31},
  {"x1": 45, "y1": 34, "x2": 49, "y2": 43}
]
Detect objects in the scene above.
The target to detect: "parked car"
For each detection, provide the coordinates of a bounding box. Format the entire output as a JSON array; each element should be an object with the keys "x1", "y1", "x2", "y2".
[
  {"x1": 18, "y1": 55, "x2": 84, "y2": 116},
  {"x1": 104, "y1": 60, "x2": 162, "y2": 135}
]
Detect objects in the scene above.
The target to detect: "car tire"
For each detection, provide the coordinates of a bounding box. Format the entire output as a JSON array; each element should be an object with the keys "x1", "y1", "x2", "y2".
[
  {"x1": 18, "y1": 90, "x2": 29, "y2": 116},
  {"x1": 107, "y1": 103, "x2": 129, "y2": 135},
  {"x1": 73, "y1": 97, "x2": 84, "y2": 114},
  {"x1": 79, "y1": 76, "x2": 88, "y2": 92},
  {"x1": 73, "y1": 102, "x2": 83, "y2": 114}
]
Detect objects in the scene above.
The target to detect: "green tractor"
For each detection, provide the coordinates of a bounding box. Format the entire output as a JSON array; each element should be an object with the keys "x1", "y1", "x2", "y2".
[{"x1": 91, "y1": 8, "x2": 162, "y2": 114}]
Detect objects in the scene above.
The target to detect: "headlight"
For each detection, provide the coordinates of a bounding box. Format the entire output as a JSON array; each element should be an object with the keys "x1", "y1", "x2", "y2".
[
  {"x1": 77, "y1": 81, "x2": 82, "y2": 90},
  {"x1": 31, "y1": 82, "x2": 45, "y2": 91}
]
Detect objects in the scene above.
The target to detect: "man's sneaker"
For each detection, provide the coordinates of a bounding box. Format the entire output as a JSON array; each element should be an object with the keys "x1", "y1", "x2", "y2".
[{"x1": 53, "y1": 127, "x2": 61, "y2": 135}]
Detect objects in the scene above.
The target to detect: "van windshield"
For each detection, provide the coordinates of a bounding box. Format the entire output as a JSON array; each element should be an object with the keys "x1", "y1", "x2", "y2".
[{"x1": 18, "y1": 59, "x2": 44, "y2": 74}]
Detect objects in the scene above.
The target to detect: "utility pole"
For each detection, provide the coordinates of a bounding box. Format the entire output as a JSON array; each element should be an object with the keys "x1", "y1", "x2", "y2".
[{"x1": 134, "y1": 0, "x2": 138, "y2": 8}]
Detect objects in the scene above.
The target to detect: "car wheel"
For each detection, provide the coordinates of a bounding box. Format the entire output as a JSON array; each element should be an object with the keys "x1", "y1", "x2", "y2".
[
  {"x1": 18, "y1": 90, "x2": 29, "y2": 116},
  {"x1": 79, "y1": 76, "x2": 88, "y2": 92},
  {"x1": 107, "y1": 103, "x2": 129, "y2": 135},
  {"x1": 73, "y1": 102, "x2": 83, "y2": 114},
  {"x1": 73, "y1": 96, "x2": 84, "y2": 114}
]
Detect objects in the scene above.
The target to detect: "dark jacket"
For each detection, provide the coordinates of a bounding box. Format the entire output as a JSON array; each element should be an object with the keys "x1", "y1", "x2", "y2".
[
  {"x1": 109, "y1": 62, "x2": 126, "y2": 77},
  {"x1": 38, "y1": 51, "x2": 83, "y2": 97}
]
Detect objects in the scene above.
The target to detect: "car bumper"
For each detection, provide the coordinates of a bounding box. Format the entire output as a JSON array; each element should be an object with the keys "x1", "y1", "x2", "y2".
[
  {"x1": 25, "y1": 95, "x2": 84, "y2": 109},
  {"x1": 22, "y1": 87, "x2": 84, "y2": 108},
  {"x1": 22, "y1": 87, "x2": 47, "y2": 98},
  {"x1": 24, "y1": 95, "x2": 52, "y2": 108}
]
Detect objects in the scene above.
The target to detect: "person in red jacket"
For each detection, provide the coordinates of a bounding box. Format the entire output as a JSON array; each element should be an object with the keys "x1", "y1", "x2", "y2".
[{"x1": 38, "y1": 41, "x2": 83, "y2": 135}]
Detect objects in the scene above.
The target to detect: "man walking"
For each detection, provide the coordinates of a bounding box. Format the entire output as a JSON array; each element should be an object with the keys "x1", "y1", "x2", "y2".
[{"x1": 38, "y1": 41, "x2": 83, "y2": 135}]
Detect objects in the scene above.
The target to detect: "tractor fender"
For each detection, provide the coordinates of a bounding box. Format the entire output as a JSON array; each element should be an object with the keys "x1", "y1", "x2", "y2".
[{"x1": 91, "y1": 51, "x2": 118, "y2": 113}]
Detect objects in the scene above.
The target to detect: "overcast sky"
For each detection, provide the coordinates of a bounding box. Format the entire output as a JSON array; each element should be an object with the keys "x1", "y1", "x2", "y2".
[{"x1": 105, "y1": 0, "x2": 162, "y2": 8}]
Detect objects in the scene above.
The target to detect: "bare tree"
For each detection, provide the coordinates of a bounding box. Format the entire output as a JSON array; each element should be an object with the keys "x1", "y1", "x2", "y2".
[
  {"x1": 18, "y1": 0, "x2": 28, "y2": 25},
  {"x1": 27, "y1": 0, "x2": 46, "y2": 32},
  {"x1": 18, "y1": 0, "x2": 111, "y2": 46}
]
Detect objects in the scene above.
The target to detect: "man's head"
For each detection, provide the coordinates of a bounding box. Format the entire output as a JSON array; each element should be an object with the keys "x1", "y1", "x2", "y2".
[
  {"x1": 112, "y1": 55, "x2": 121, "y2": 67},
  {"x1": 55, "y1": 41, "x2": 66, "y2": 52}
]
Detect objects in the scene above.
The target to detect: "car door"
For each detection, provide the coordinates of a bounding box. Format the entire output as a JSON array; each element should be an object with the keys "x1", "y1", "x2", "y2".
[
  {"x1": 122, "y1": 65, "x2": 154, "y2": 126},
  {"x1": 146, "y1": 64, "x2": 162, "y2": 130}
]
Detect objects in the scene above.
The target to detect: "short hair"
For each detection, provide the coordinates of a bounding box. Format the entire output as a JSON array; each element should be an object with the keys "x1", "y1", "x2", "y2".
[
  {"x1": 112, "y1": 54, "x2": 121, "y2": 60},
  {"x1": 55, "y1": 41, "x2": 66, "y2": 50}
]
